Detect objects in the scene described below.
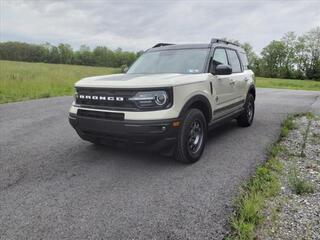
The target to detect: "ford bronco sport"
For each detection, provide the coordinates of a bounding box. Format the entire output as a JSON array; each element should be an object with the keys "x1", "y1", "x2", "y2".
[{"x1": 69, "y1": 39, "x2": 256, "y2": 163}]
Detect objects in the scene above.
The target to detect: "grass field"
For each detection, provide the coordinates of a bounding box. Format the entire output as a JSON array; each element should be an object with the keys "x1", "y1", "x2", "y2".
[
  {"x1": 256, "y1": 77, "x2": 320, "y2": 91},
  {"x1": 0, "y1": 60, "x2": 120, "y2": 103},
  {"x1": 0, "y1": 60, "x2": 319, "y2": 104}
]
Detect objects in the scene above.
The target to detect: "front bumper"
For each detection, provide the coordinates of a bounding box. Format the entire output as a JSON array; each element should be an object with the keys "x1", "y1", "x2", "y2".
[{"x1": 69, "y1": 113, "x2": 179, "y2": 151}]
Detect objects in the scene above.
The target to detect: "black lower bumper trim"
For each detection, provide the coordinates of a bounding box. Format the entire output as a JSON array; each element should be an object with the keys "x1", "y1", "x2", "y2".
[{"x1": 69, "y1": 113, "x2": 179, "y2": 151}]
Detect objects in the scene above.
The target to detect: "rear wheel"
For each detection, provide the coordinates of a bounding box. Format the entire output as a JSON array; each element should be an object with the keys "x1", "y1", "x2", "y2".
[
  {"x1": 237, "y1": 94, "x2": 255, "y2": 127},
  {"x1": 175, "y1": 109, "x2": 207, "y2": 163}
]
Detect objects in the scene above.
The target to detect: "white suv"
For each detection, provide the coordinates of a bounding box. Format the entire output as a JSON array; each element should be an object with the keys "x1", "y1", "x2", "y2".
[{"x1": 69, "y1": 39, "x2": 255, "y2": 163}]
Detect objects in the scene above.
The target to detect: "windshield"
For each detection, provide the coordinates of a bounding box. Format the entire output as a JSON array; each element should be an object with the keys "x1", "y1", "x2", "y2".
[{"x1": 127, "y1": 49, "x2": 209, "y2": 74}]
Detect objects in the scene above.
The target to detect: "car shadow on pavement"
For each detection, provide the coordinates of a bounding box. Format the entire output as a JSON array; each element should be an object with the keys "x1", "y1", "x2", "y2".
[
  {"x1": 78, "y1": 142, "x2": 181, "y2": 167},
  {"x1": 74, "y1": 119, "x2": 240, "y2": 168},
  {"x1": 207, "y1": 119, "x2": 239, "y2": 141}
]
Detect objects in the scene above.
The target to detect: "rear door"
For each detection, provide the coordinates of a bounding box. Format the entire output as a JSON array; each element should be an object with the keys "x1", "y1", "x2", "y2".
[{"x1": 225, "y1": 48, "x2": 246, "y2": 103}]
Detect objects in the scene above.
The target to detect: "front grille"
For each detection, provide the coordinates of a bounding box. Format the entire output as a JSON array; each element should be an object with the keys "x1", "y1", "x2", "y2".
[
  {"x1": 75, "y1": 88, "x2": 138, "y2": 111},
  {"x1": 78, "y1": 109, "x2": 124, "y2": 120}
]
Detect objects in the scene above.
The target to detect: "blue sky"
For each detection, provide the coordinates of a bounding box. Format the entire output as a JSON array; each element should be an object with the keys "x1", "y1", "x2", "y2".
[{"x1": 1, "y1": 0, "x2": 320, "y2": 53}]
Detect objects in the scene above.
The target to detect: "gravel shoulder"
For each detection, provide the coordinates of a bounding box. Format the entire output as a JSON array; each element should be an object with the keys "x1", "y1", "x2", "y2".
[{"x1": 257, "y1": 114, "x2": 320, "y2": 239}]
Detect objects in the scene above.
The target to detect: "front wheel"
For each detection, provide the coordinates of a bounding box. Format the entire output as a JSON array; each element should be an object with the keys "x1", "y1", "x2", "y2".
[
  {"x1": 237, "y1": 94, "x2": 255, "y2": 127},
  {"x1": 175, "y1": 109, "x2": 207, "y2": 163}
]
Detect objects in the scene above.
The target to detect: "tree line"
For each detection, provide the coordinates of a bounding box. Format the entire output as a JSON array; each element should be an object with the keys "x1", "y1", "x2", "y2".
[
  {"x1": 238, "y1": 27, "x2": 320, "y2": 80},
  {"x1": 0, "y1": 26, "x2": 319, "y2": 80},
  {"x1": 0, "y1": 42, "x2": 142, "y2": 69}
]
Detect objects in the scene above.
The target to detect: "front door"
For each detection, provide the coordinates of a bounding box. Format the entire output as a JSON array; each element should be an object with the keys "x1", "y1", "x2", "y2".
[{"x1": 210, "y1": 48, "x2": 235, "y2": 118}]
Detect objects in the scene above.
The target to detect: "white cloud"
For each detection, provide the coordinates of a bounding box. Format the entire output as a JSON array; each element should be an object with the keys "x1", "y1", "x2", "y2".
[{"x1": 1, "y1": 0, "x2": 319, "y2": 53}]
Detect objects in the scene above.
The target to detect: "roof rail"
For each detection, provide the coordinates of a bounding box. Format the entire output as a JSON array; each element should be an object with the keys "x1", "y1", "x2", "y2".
[
  {"x1": 152, "y1": 43, "x2": 175, "y2": 48},
  {"x1": 210, "y1": 38, "x2": 240, "y2": 47}
]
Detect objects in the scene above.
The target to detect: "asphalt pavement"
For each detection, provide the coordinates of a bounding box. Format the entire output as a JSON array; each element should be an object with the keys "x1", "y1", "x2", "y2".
[{"x1": 0, "y1": 88, "x2": 319, "y2": 240}]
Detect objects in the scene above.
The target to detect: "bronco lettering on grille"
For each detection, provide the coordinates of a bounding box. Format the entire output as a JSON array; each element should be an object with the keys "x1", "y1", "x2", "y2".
[{"x1": 78, "y1": 95, "x2": 124, "y2": 102}]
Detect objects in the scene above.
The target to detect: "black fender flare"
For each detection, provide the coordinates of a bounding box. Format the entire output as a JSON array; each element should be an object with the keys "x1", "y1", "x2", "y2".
[
  {"x1": 247, "y1": 84, "x2": 256, "y2": 100},
  {"x1": 179, "y1": 95, "x2": 212, "y2": 122}
]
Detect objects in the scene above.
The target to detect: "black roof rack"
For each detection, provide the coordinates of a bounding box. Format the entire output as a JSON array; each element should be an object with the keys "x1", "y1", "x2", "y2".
[
  {"x1": 152, "y1": 43, "x2": 175, "y2": 48},
  {"x1": 210, "y1": 38, "x2": 240, "y2": 47}
]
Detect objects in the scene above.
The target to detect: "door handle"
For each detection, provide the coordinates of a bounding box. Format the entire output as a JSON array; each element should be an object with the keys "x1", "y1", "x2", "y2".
[
  {"x1": 244, "y1": 78, "x2": 249, "y2": 82},
  {"x1": 229, "y1": 80, "x2": 236, "y2": 85}
]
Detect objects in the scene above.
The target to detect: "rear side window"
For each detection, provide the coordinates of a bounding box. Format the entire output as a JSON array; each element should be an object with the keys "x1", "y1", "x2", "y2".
[
  {"x1": 239, "y1": 52, "x2": 249, "y2": 70},
  {"x1": 226, "y1": 49, "x2": 242, "y2": 73},
  {"x1": 213, "y1": 48, "x2": 228, "y2": 65}
]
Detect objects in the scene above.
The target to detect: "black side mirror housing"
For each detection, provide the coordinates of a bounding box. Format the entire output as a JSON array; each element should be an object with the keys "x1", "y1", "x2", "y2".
[{"x1": 215, "y1": 64, "x2": 232, "y2": 75}]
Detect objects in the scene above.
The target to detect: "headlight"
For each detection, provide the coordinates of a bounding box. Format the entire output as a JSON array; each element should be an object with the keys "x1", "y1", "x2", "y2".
[{"x1": 128, "y1": 90, "x2": 171, "y2": 109}]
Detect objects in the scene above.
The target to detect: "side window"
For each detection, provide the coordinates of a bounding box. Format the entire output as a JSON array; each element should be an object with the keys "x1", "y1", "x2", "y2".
[
  {"x1": 239, "y1": 52, "x2": 249, "y2": 70},
  {"x1": 226, "y1": 49, "x2": 242, "y2": 73},
  {"x1": 213, "y1": 48, "x2": 228, "y2": 65},
  {"x1": 210, "y1": 48, "x2": 228, "y2": 73}
]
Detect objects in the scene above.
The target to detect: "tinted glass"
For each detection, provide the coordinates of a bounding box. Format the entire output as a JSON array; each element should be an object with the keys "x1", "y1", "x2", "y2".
[
  {"x1": 127, "y1": 49, "x2": 209, "y2": 74},
  {"x1": 226, "y1": 49, "x2": 242, "y2": 73},
  {"x1": 213, "y1": 48, "x2": 228, "y2": 65}
]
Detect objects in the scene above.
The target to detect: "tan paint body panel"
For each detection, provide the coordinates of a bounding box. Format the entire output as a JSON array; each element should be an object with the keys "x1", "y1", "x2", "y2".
[
  {"x1": 75, "y1": 73, "x2": 209, "y2": 88},
  {"x1": 70, "y1": 71, "x2": 254, "y2": 121}
]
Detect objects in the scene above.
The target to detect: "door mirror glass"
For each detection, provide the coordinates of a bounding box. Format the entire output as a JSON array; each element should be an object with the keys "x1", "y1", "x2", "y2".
[{"x1": 215, "y1": 64, "x2": 232, "y2": 75}]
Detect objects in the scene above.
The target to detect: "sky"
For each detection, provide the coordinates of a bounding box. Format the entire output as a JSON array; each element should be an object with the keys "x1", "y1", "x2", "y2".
[{"x1": 1, "y1": 0, "x2": 320, "y2": 53}]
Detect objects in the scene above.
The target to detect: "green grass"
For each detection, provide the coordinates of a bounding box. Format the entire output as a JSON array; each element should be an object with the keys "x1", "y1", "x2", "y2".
[
  {"x1": 256, "y1": 77, "x2": 320, "y2": 91},
  {"x1": 0, "y1": 60, "x2": 120, "y2": 103},
  {"x1": 228, "y1": 113, "x2": 318, "y2": 239},
  {"x1": 228, "y1": 144, "x2": 283, "y2": 240},
  {"x1": 227, "y1": 115, "x2": 297, "y2": 240},
  {"x1": 280, "y1": 115, "x2": 296, "y2": 138},
  {"x1": 288, "y1": 166, "x2": 314, "y2": 195}
]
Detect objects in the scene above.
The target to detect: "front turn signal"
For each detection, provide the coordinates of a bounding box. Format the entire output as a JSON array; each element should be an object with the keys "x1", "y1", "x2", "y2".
[{"x1": 172, "y1": 121, "x2": 181, "y2": 128}]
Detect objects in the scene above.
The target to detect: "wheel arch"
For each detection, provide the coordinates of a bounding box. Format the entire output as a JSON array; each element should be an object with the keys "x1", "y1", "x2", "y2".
[
  {"x1": 179, "y1": 95, "x2": 212, "y2": 123},
  {"x1": 247, "y1": 84, "x2": 256, "y2": 100}
]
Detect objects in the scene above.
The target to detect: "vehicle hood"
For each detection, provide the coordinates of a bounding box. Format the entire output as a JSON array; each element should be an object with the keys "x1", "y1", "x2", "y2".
[{"x1": 75, "y1": 73, "x2": 209, "y2": 88}]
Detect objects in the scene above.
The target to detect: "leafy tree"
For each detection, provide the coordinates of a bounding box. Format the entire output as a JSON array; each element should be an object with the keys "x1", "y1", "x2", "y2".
[
  {"x1": 58, "y1": 44, "x2": 73, "y2": 64},
  {"x1": 49, "y1": 46, "x2": 60, "y2": 63},
  {"x1": 240, "y1": 42, "x2": 259, "y2": 72},
  {"x1": 281, "y1": 32, "x2": 297, "y2": 78},
  {"x1": 294, "y1": 36, "x2": 309, "y2": 79},
  {"x1": 74, "y1": 45, "x2": 95, "y2": 66},
  {"x1": 260, "y1": 40, "x2": 287, "y2": 78},
  {"x1": 93, "y1": 46, "x2": 117, "y2": 67},
  {"x1": 302, "y1": 27, "x2": 320, "y2": 79}
]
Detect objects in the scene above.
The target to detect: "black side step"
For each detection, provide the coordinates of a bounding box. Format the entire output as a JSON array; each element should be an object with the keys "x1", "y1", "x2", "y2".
[{"x1": 208, "y1": 108, "x2": 244, "y2": 130}]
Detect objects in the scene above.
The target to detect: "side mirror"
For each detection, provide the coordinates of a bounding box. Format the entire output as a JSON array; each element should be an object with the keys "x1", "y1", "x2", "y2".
[
  {"x1": 121, "y1": 65, "x2": 129, "y2": 73},
  {"x1": 215, "y1": 64, "x2": 232, "y2": 75}
]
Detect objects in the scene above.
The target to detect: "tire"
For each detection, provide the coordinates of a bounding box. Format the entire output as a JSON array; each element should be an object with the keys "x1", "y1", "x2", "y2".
[
  {"x1": 237, "y1": 94, "x2": 255, "y2": 127},
  {"x1": 175, "y1": 108, "x2": 207, "y2": 163}
]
